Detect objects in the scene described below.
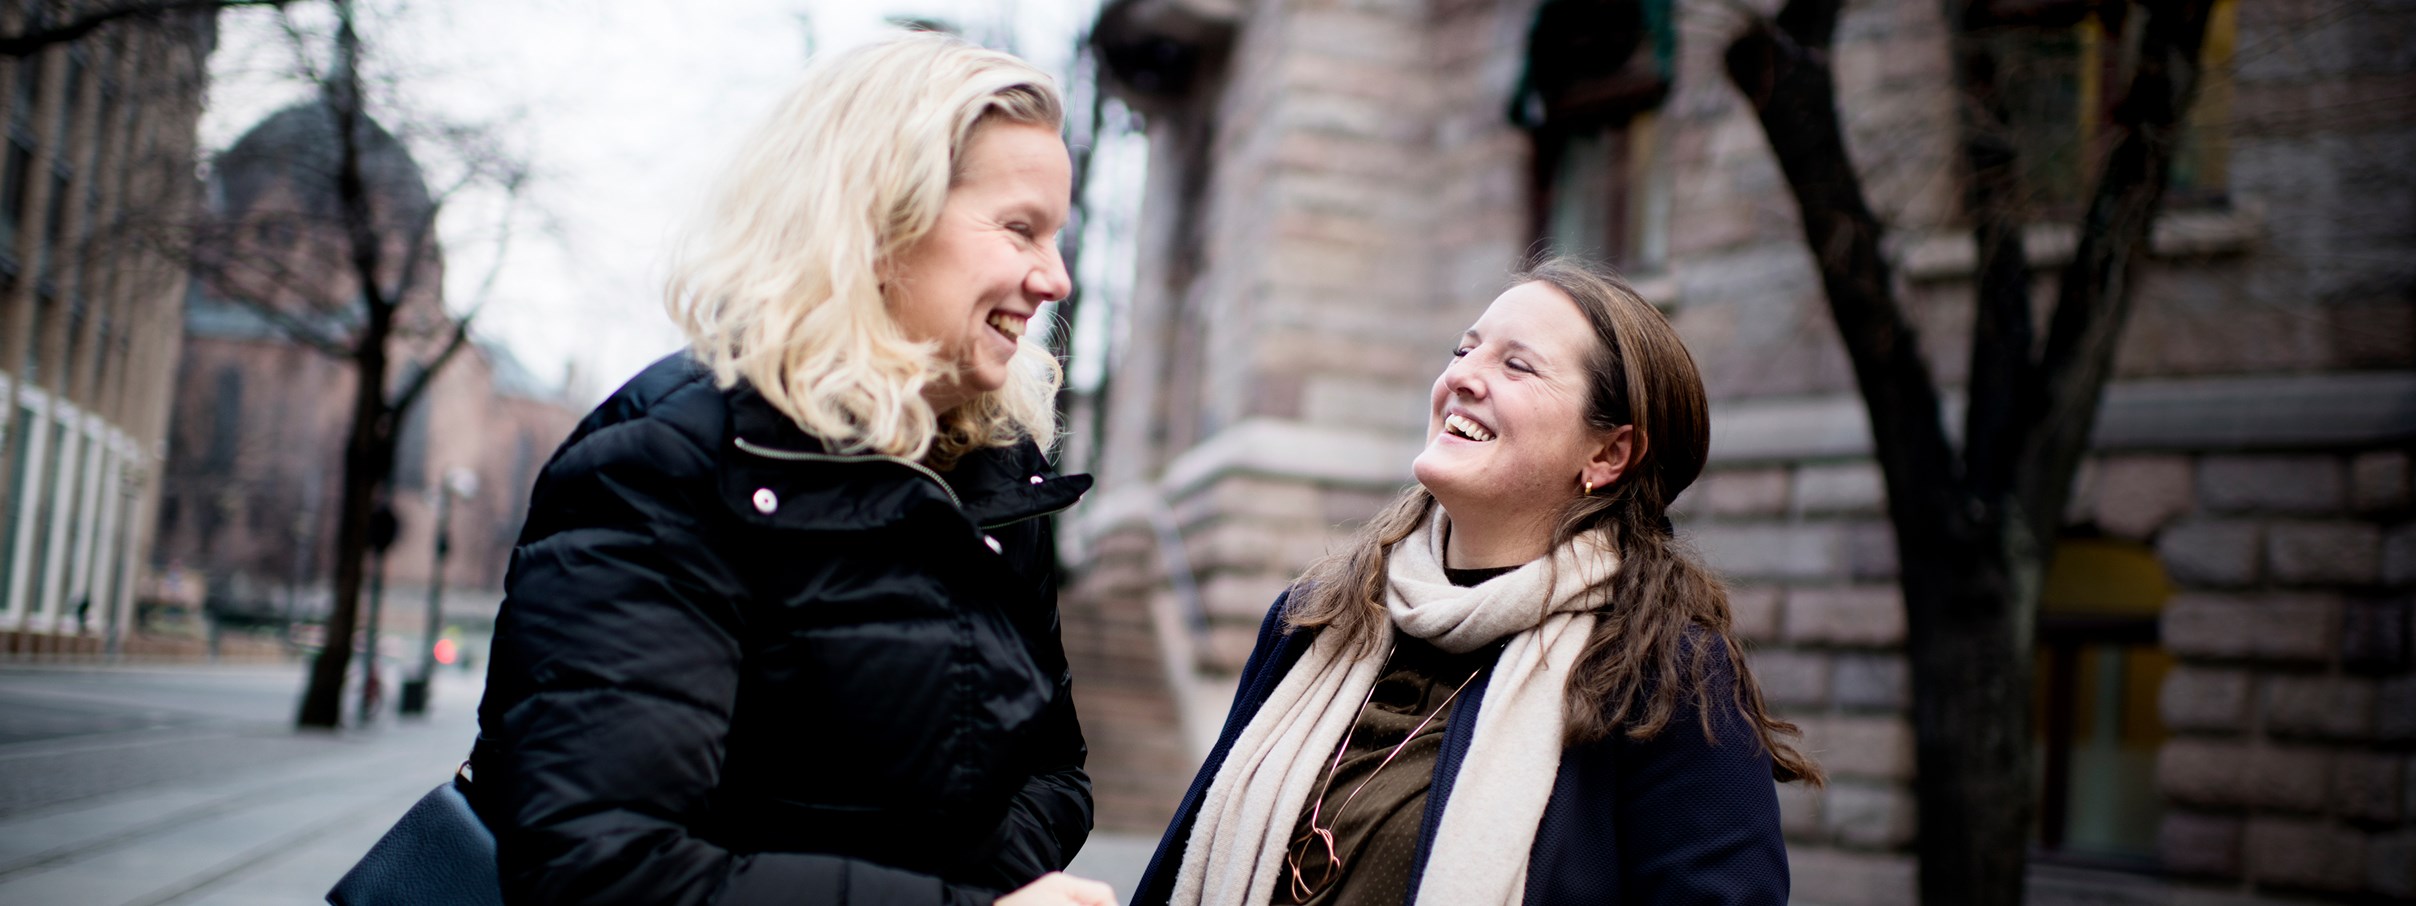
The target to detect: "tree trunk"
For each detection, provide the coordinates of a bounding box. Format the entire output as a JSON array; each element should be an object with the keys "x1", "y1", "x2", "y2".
[
  {"x1": 1725, "y1": 0, "x2": 2218, "y2": 900},
  {"x1": 296, "y1": 309, "x2": 394, "y2": 728},
  {"x1": 1900, "y1": 518, "x2": 2040, "y2": 903},
  {"x1": 297, "y1": 0, "x2": 400, "y2": 729},
  {"x1": 1725, "y1": 12, "x2": 2041, "y2": 902}
]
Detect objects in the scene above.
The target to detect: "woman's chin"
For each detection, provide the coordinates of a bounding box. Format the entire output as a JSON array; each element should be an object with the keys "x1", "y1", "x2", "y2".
[{"x1": 1411, "y1": 453, "x2": 1473, "y2": 500}]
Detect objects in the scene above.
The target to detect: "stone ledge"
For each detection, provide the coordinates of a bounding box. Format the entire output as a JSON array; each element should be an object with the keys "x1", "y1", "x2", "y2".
[
  {"x1": 1709, "y1": 372, "x2": 2416, "y2": 463},
  {"x1": 1161, "y1": 417, "x2": 1419, "y2": 498},
  {"x1": 1066, "y1": 419, "x2": 1420, "y2": 546},
  {"x1": 1897, "y1": 206, "x2": 2260, "y2": 282}
]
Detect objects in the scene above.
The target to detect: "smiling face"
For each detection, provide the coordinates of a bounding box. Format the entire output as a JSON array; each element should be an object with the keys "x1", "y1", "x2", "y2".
[
  {"x1": 1413, "y1": 281, "x2": 1628, "y2": 564},
  {"x1": 887, "y1": 120, "x2": 1073, "y2": 414}
]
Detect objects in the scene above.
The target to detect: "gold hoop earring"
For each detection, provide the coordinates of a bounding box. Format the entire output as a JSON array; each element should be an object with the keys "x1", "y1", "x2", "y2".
[{"x1": 1582, "y1": 478, "x2": 1594, "y2": 496}]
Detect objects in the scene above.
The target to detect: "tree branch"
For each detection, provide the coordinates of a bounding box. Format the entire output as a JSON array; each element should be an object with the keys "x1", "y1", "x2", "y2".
[
  {"x1": 146, "y1": 214, "x2": 361, "y2": 356},
  {"x1": 1952, "y1": 0, "x2": 2042, "y2": 501},
  {"x1": 385, "y1": 166, "x2": 520, "y2": 417},
  {"x1": 1725, "y1": 2, "x2": 1962, "y2": 537},
  {"x1": 209, "y1": 251, "x2": 359, "y2": 355},
  {"x1": 387, "y1": 309, "x2": 477, "y2": 418},
  {"x1": 0, "y1": 0, "x2": 295, "y2": 57},
  {"x1": 385, "y1": 193, "x2": 445, "y2": 304},
  {"x1": 1774, "y1": 0, "x2": 1846, "y2": 50},
  {"x1": 2016, "y1": 0, "x2": 2217, "y2": 543},
  {"x1": 456, "y1": 174, "x2": 524, "y2": 312},
  {"x1": 273, "y1": 2, "x2": 328, "y2": 87}
]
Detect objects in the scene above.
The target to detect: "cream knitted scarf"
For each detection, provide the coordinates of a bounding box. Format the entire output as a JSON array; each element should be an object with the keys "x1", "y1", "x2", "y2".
[{"x1": 1168, "y1": 510, "x2": 1619, "y2": 906}]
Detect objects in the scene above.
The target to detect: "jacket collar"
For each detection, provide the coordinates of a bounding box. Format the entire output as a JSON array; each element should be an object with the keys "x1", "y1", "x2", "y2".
[{"x1": 724, "y1": 380, "x2": 1092, "y2": 530}]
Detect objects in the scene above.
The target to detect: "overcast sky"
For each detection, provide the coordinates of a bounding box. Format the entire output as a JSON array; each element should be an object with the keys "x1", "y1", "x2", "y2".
[{"x1": 199, "y1": 0, "x2": 1130, "y2": 404}]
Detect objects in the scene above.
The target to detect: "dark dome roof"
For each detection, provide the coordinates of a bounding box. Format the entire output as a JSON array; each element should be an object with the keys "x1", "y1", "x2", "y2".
[{"x1": 213, "y1": 101, "x2": 434, "y2": 223}]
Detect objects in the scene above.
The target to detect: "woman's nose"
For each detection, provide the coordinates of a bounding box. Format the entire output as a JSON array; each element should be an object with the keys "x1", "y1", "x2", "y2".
[
  {"x1": 1442, "y1": 358, "x2": 1485, "y2": 399},
  {"x1": 1029, "y1": 250, "x2": 1073, "y2": 302}
]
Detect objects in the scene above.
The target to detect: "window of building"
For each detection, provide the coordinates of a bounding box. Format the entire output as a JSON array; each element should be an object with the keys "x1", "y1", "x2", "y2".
[
  {"x1": 82, "y1": 71, "x2": 111, "y2": 250},
  {"x1": 9, "y1": 47, "x2": 36, "y2": 126},
  {"x1": 92, "y1": 314, "x2": 112, "y2": 387},
  {"x1": 63, "y1": 293, "x2": 83, "y2": 386},
  {"x1": 1512, "y1": 0, "x2": 1673, "y2": 277},
  {"x1": 1, "y1": 53, "x2": 36, "y2": 257},
  {"x1": 392, "y1": 367, "x2": 431, "y2": 491},
  {"x1": 23, "y1": 288, "x2": 50, "y2": 383},
  {"x1": 39, "y1": 50, "x2": 85, "y2": 284},
  {"x1": 2032, "y1": 535, "x2": 2172, "y2": 866},
  {"x1": 49, "y1": 420, "x2": 84, "y2": 624},
  {"x1": 52, "y1": 55, "x2": 78, "y2": 143},
  {"x1": 0, "y1": 396, "x2": 33, "y2": 618},
  {"x1": 207, "y1": 366, "x2": 242, "y2": 472},
  {"x1": 40, "y1": 166, "x2": 65, "y2": 278},
  {"x1": 21, "y1": 417, "x2": 64, "y2": 620},
  {"x1": 1986, "y1": 0, "x2": 2237, "y2": 217}
]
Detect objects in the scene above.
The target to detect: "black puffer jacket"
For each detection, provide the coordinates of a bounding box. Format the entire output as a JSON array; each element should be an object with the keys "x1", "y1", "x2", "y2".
[{"x1": 473, "y1": 354, "x2": 1094, "y2": 906}]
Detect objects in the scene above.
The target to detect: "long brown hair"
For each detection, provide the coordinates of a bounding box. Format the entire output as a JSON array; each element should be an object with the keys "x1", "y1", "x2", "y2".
[{"x1": 1287, "y1": 256, "x2": 1822, "y2": 784}]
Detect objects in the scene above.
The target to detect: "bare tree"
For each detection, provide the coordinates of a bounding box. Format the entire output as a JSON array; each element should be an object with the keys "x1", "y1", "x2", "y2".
[
  {"x1": 162, "y1": 0, "x2": 522, "y2": 728},
  {"x1": 1720, "y1": 0, "x2": 2216, "y2": 901}
]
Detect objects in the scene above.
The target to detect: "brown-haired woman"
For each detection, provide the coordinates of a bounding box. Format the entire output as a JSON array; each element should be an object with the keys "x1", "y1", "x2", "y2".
[{"x1": 1127, "y1": 257, "x2": 1822, "y2": 906}]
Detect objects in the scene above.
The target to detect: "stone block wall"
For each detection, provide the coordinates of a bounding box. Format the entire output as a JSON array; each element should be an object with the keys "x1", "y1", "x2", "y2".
[
  {"x1": 1060, "y1": 522, "x2": 1196, "y2": 832},
  {"x1": 2128, "y1": 449, "x2": 2416, "y2": 899},
  {"x1": 1064, "y1": 462, "x2": 1410, "y2": 832},
  {"x1": 1678, "y1": 461, "x2": 1921, "y2": 904},
  {"x1": 1075, "y1": 0, "x2": 2416, "y2": 899},
  {"x1": 1074, "y1": 0, "x2": 1530, "y2": 833},
  {"x1": 1687, "y1": 444, "x2": 2416, "y2": 903}
]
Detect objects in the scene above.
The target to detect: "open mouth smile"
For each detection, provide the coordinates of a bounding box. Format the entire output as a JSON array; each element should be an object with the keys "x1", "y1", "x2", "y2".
[
  {"x1": 1443, "y1": 412, "x2": 1495, "y2": 442},
  {"x1": 985, "y1": 311, "x2": 1028, "y2": 343}
]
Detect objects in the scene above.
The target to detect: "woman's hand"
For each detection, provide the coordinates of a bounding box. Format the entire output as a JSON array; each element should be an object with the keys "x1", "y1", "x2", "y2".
[{"x1": 996, "y1": 871, "x2": 1116, "y2": 906}]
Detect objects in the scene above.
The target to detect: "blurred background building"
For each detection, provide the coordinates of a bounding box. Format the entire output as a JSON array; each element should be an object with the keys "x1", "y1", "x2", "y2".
[
  {"x1": 1064, "y1": 0, "x2": 2414, "y2": 901},
  {"x1": 0, "y1": 6, "x2": 577, "y2": 668},
  {"x1": 0, "y1": 5, "x2": 214, "y2": 660},
  {"x1": 154, "y1": 101, "x2": 578, "y2": 663}
]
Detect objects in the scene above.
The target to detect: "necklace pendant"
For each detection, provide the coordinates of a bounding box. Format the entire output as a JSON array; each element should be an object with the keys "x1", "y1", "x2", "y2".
[{"x1": 1285, "y1": 825, "x2": 1342, "y2": 900}]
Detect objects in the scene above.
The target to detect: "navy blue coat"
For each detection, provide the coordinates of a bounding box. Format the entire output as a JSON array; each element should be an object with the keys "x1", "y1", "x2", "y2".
[{"x1": 1131, "y1": 591, "x2": 1789, "y2": 905}]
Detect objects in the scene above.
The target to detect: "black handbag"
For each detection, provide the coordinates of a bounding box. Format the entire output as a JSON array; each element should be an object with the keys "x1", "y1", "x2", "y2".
[{"x1": 327, "y1": 761, "x2": 506, "y2": 906}]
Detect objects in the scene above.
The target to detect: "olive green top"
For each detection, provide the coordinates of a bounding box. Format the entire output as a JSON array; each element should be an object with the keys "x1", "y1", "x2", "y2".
[{"x1": 1273, "y1": 565, "x2": 1512, "y2": 906}]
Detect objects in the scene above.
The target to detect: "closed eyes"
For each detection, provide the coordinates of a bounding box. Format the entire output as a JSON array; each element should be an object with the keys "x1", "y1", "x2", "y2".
[{"x1": 1448, "y1": 345, "x2": 1538, "y2": 375}]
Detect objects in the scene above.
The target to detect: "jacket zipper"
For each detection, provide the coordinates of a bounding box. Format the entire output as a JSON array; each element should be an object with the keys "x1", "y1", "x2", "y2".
[{"x1": 732, "y1": 437, "x2": 964, "y2": 509}]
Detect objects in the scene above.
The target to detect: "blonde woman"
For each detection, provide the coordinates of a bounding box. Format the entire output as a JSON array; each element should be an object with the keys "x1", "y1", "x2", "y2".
[
  {"x1": 1131, "y1": 258, "x2": 1821, "y2": 905},
  {"x1": 473, "y1": 34, "x2": 1112, "y2": 906}
]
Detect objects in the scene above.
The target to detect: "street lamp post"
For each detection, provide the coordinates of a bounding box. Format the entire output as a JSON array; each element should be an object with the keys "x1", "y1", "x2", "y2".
[{"x1": 400, "y1": 467, "x2": 476, "y2": 717}]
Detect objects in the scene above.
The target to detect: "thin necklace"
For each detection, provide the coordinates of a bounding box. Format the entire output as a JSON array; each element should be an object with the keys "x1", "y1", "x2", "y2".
[{"x1": 1284, "y1": 645, "x2": 1485, "y2": 902}]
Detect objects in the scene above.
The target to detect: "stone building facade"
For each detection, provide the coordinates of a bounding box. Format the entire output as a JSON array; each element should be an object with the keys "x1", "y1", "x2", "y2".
[
  {"x1": 0, "y1": 7, "x2": 217, "y2": 659},
  {"x1": 150, "y1": 103, "x2": 579, "y2": 649},
  {"x1": 1066, "y1": 0, "x2": 2415, "y2": 901}
]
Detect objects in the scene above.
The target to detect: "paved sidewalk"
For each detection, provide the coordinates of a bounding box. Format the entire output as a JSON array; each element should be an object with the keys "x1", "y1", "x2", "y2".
[
  {"x1": 0, "y1": 663, "x2": 1161, "y2": 905},
  {"x1": 0, "y1": 663, "x2": 482, "y2": 906}
]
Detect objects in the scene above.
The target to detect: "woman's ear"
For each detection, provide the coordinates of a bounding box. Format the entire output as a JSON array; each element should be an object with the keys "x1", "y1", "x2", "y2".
[{"x1": 1581, "y1": 425, "x2": 1638, "y2": 494}]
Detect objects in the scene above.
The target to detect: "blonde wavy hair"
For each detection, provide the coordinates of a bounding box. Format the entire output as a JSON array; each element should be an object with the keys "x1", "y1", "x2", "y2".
[{"x1": 667, "y1": 32, "x2": 1066, "y2": 464}]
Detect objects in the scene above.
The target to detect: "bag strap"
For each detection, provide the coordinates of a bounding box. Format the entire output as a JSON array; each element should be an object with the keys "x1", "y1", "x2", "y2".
[{"x1": 459, "y1": 735, "x2": 493, "y2": 792}]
